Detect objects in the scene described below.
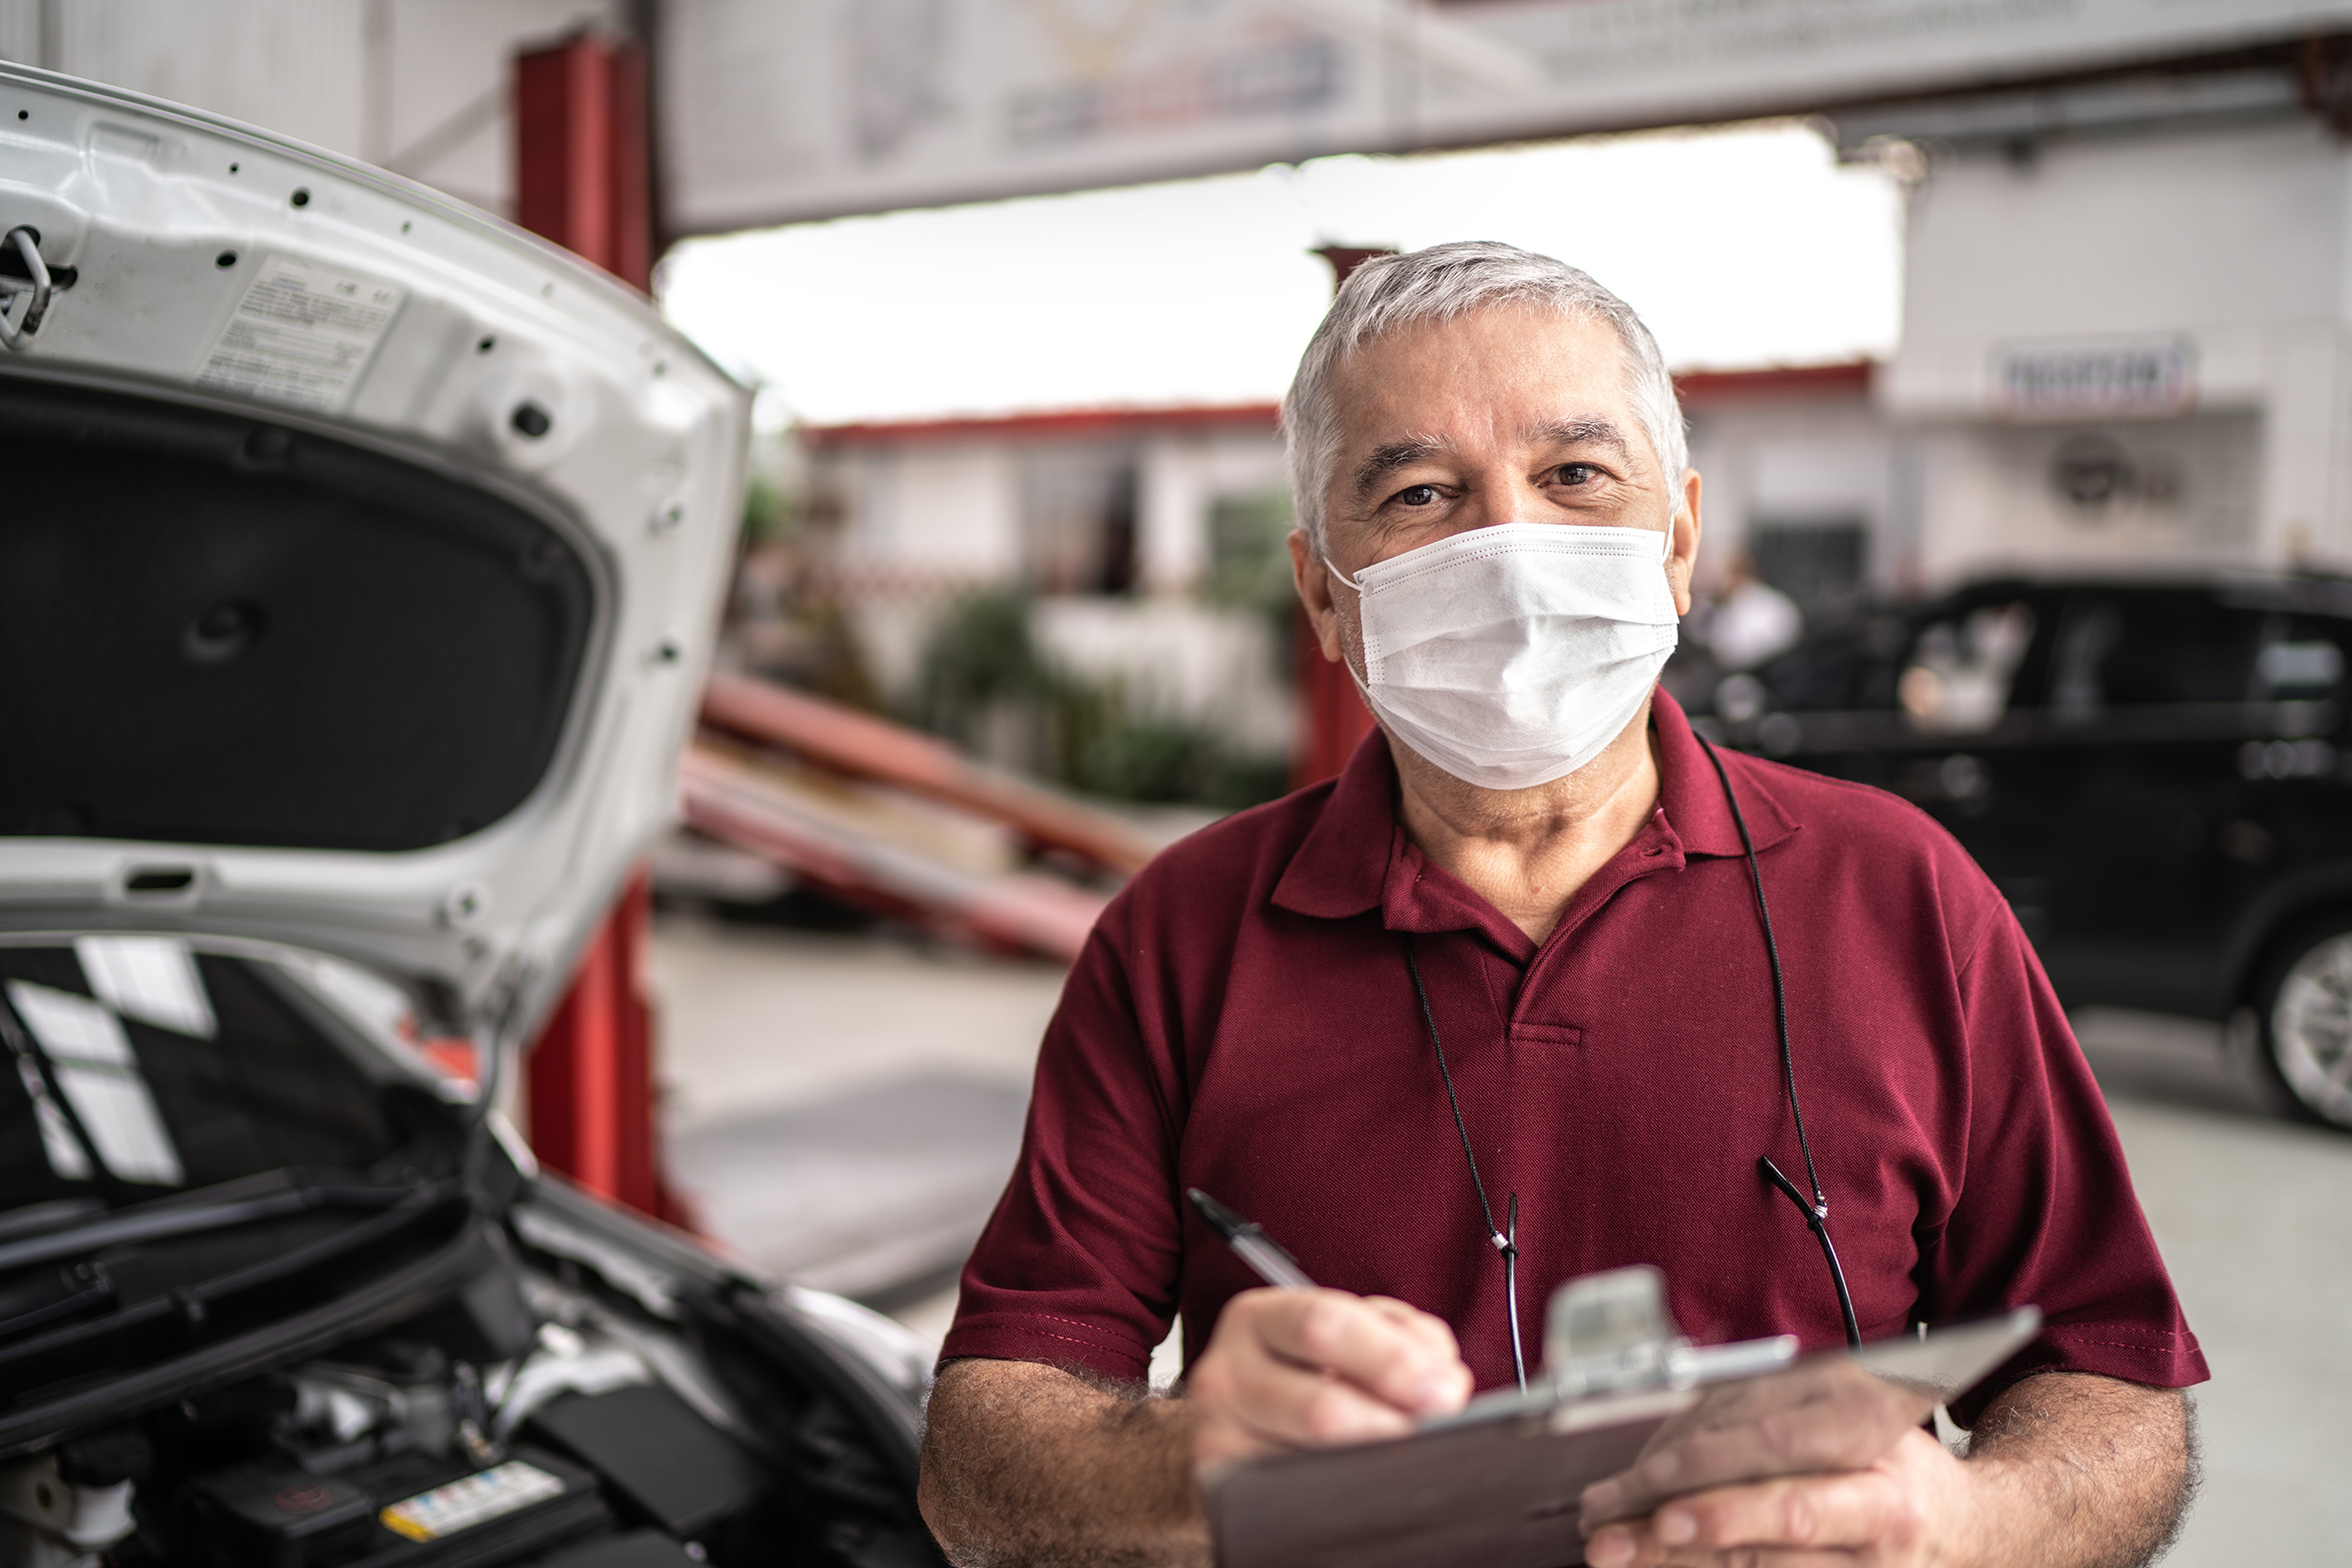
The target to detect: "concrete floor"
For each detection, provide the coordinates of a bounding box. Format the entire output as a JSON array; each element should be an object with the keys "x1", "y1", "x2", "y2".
[{"x1": 649, "y1": 916, "x2": 2352, "y2": 1565}]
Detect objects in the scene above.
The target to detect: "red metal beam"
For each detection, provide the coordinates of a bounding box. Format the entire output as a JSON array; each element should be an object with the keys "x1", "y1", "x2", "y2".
[
  {"x1": 514, "y1": 33, "x2": 652, "y2": 291},
  {"x1": 1673, "y1": 361, "x2": 1875, "y2": 406},
  {"x1": 679, "y1": 745, "x2": 1108, "y2": 963},
  {"x1": 1290, "y1": 605, "x2": 1376, "y2": 789},
  {"x1": 804, "y1": 402, "x2": 1280, "y2": 448},
  {"x1": 514, "y1": 30, "x2": 673, "y2": 1224},
  {"x1": 524, "y1": 871, "x2": 676, "y2": 1219},
  {"x1": 700, "y1": 670, "x2": 1163, "y2": 877}
]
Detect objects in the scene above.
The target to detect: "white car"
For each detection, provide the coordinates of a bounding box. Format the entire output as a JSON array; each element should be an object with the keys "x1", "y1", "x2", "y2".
[{"x1": 0, "y1": 62, "x2": 934, "y2": 1568}]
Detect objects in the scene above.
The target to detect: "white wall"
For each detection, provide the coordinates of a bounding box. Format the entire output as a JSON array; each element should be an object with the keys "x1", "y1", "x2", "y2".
[
  {"x1": 830, "y1": 442, "x2": 1022, "y2": 588},
  {"x1": 817, "y1": 424, "x2": 1290, "y2": 747},
  {"x1": 1885, "y1": 117, "x2": 2352, "y2": 577},
  {"x1": 1033, "y1": 599, "x2": 1294, "y2": 756},
  {"x1": 0, "y1": 0, "x2": 615, "y2": 215},
  {"x1": 1137, "y1": 428, "x2": 1286, "y2": 593},
  {"x1": 1686, "y1": 396, "x2": 1908, "y2": 593},
  {"x1": 1913, "y1": 414, "x2": 2263, "y2": 583}
]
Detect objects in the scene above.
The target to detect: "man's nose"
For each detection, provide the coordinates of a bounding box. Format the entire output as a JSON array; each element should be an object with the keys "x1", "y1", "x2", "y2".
[{"x1": 1463, "y1": 471, "x2": 1543, "y2": 528}]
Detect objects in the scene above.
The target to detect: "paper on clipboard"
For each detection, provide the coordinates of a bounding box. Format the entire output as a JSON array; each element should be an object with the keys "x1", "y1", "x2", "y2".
[{"x1": 1203, "y1": 1309, "x2": 2041, "y2": 1568}]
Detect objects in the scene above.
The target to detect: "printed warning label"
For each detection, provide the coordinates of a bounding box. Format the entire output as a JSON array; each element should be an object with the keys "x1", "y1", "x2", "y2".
[
  {"x1": 194, "y1": 253, "x2": 404, "y2": 412},
  {"x1": 380, "y1": 1462, "x2": 565, "y2": 1542}
]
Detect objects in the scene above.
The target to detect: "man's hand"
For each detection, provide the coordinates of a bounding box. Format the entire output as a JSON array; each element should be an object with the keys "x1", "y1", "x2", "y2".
[
  {"x1": 1579, "y1": 1358, "x2": 1937, "y2": 1553},
  {"x1": 1582, "y1": 1424, "x2": 1965, "y2": 1567},
  {"x1": 920, "y1": 1291, "x2": 1471, "y2": 1568},
  {"x1": 1186, "y1": 1287, "x2": 1472, "y2": 1474},
  {"x1": 1576, "y1": 1369, "x2": 2192, "y2": 1568}
]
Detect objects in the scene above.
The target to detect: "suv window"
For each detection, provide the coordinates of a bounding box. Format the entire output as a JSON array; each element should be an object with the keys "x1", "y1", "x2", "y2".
[
  {"x1": 2253, "y1": 620, "x2": 2346, "y2": 698},
  {"x1": 2049, "y1": 590, "x2": 2266, "y2": 716},
  {"x1": 0, "y1": 941, "x2": 402, "y2": 1205},
  {"x1": 1900, "y1": 600, "x2": 2038, "y2": 733},
  {"x1": 1748, "y1": 612, "x2": 1907, "y2": 714}
]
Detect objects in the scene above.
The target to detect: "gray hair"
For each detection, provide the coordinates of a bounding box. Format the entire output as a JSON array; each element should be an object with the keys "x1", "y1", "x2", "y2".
[{"x1": 1281, "y1": 240, "x2": 1689, "y2": 551}]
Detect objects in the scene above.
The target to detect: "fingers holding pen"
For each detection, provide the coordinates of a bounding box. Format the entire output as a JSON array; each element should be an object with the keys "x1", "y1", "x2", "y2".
[{"x1": 1189, "y1": 1288, "x2": 1472, "y2": 1471}]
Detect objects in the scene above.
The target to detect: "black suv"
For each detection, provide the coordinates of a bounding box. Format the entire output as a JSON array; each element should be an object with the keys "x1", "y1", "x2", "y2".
[{"x1": 1698, "y1": 574, "x2": 2352, "y2": 1130}]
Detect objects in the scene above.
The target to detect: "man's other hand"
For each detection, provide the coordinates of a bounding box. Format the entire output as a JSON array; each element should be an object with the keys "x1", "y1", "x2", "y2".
[
  {"x1": 1185, "y1": 1287, "x2": 1473, "y2": 1473},
  {"x1": 1576, "y1": 1367, "x2": 2192, "y2": 1568},
  {"x1": 1579, "y1": 1359, "x2": 1936, "y2": 1544},
  {"x1": 1582, "y1": 1424, "x2": 1963, "y2": 1567}
]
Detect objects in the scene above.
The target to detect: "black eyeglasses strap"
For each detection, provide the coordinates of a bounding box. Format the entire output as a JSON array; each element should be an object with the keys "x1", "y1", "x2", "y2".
[
  {"x1": 1697, "y1": 732, "x2": 1863, "y2": 1350},
  {"x1": 1403, "y1": 931, "x2": 1528, "y2": 1392}
]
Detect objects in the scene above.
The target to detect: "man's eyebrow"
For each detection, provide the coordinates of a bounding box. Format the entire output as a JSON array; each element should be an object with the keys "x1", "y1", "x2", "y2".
[
  {"x1": 1349, "y1": 436, "x2": 1447, "y2": 497},
  {"x1": 1528, "y1": 417, "x2": 1634, "y2": 461}
]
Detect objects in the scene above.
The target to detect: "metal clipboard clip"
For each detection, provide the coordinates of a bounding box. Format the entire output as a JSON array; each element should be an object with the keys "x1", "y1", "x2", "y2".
[{"x1": 1425, "y1": 1265, "x2": 2040, "y2": 1434}]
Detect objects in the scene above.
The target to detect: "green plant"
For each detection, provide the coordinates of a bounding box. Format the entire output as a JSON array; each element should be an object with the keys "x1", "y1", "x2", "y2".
[
  {"x1": 908, "y1": 590, "x2": 1050, "y2": 748},
  {"x1": 904, "y1": 589, "x2": 1291, "y2": 808},
  {"x1": 740, "y1": 470, "x2": 796, "y2": 545}
]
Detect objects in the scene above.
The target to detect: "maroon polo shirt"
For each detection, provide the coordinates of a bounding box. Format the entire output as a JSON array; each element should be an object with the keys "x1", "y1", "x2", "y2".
[{"x1": 941, "y1": 692, "x2": 2206, "y2": 1422}]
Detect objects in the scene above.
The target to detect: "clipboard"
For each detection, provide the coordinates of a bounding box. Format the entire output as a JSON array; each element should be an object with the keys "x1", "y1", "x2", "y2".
[{"x1": 1203, "y1": 1268, "x2": 2041, "y2": 1568}]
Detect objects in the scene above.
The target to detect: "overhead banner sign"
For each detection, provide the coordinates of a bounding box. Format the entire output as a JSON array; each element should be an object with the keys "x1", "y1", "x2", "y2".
[{"x1": 656, "y1": 0, "x2": 2352, "y2": 236}]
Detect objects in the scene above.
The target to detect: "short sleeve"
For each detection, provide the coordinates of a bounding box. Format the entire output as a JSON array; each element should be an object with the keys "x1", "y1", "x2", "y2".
[
  {"x1": 1923, "y1": 903, "x2": 2208, "y2": 1424},
  {"x1": 937, "y1": 905, "x2": 1183, "y2": 1383}
]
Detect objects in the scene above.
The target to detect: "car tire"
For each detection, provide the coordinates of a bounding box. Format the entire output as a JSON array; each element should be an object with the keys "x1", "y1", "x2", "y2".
[{"x1": 2254, "y1": 917, "x2": 2352, "y2": 1130}]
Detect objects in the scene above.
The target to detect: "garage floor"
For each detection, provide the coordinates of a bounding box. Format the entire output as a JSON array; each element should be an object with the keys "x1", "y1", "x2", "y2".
[{"x1": 649, "y1": 915, "x2": 2352, "y2": 1566}]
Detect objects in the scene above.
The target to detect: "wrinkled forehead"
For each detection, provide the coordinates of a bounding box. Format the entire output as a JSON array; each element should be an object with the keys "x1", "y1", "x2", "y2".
[{"x1": 1322, "y1": 305, "x2": 1643, "y2": 457}]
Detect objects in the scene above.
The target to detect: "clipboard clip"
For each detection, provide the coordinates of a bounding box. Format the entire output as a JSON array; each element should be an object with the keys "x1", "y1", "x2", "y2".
[
  {"x1": 1545, "y1": 1265, "x2": 1694, "y2": 1400},
  {"x1": 1544, "y1": 1265, "x2": 1806, "y2": 1401}
]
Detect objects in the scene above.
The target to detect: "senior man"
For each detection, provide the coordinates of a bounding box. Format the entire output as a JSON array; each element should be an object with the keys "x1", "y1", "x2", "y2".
[{"x1": 919, "y1": 242, "x2": 2203, "y2": 1567}]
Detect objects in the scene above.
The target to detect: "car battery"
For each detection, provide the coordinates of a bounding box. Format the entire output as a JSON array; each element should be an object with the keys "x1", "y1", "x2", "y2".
[
  {"x1": 185, "y1": 1466, "x2": 380, "y2": 1568},
  {"x1": 186, "y1": 1447, "x2": 609, "y2": 1568},
  {"x1": 349, "y1": 1448, "x2": 607, "y2": 1567}
]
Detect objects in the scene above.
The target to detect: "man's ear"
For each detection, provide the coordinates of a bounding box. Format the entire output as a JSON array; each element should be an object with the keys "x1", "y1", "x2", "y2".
[
  {"x1": 1668, "y1": 470, "x2": 1703, "y2": 618},
  {"x1": 1287, "y1": 528, "x2": 1347, "y2": 662}
]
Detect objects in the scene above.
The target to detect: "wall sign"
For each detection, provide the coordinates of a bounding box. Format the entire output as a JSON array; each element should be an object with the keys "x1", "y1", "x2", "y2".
[{"x1": 1991, "y1": 337, "x2": 2198, "y2": 424}]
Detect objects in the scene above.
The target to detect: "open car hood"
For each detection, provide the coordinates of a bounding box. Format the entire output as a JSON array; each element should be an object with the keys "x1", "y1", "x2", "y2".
[{"x1": 0, "y1": 64, "x2": 749, "y2": 1046}]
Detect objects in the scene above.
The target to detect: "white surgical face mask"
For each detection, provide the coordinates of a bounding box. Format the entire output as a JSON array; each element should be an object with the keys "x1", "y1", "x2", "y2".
[{"x1": 1326, "y1": 521, "x2": 1680, "y2": 790}]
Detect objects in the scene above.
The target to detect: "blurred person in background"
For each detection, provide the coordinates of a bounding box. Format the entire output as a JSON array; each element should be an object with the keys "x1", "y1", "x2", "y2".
[
  {"x1": 1703, "y1": 551, "x2": 1804, "y2": 670},
  {"x1": 918, "y1": 242, "x2": 2201, "y2": 1568}
]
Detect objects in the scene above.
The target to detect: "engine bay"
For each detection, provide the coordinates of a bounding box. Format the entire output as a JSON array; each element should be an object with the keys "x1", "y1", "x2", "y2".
[
  {"x1": 0, "y1": 939, "x2": 937, "y2": 1568},
  {"x1": 0, "y1": 1224, "x2": 936, "y2": 1568}
]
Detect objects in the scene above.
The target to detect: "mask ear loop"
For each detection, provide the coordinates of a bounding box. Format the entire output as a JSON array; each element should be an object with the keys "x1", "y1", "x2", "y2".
[
  {"x1": 1402, "y1": 933, "x2": 1527, "y2": 1393},
  {"x1": 1695, "y1": 733, "x2": 1863, "y2": 1350}
]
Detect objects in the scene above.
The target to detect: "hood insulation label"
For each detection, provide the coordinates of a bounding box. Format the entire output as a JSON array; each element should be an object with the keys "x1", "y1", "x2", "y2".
[{"x1": 194, "y1": 253, "x2": 405, "y2": 413}]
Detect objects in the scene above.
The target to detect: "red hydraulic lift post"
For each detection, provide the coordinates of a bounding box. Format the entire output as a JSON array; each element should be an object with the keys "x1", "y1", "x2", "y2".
[
  {"x1": 511, "y1": 30, "x2": 675, "y2": 1221},
  {"x1": 1289, "y1": 247, "x2": 1393, "y2": 788}
]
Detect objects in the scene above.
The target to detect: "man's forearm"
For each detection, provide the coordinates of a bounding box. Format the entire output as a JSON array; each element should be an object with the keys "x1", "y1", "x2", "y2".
[
  {"x1": 920, "y1": 1358, "x2": 1206, "y2": 1568},
  {"x1": 1963, "y1": 1372, "x2": 2196, "y2": 1568}
]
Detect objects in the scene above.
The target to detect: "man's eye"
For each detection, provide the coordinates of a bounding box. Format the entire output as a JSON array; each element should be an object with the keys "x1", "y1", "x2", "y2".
[
  {"x1": 1394, "y1": 484, "x2": 1440, "y2": 507},
  {"x1": 1554, "y1": 463, "x2": 1599, "y2": 486}
]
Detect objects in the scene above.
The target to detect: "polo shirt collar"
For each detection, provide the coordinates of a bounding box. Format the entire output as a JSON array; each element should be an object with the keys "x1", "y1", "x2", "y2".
[
  {"x1": 1651, "y1": 687, "x2": 1800, "y2": 859},
  {"x1": 1271, "y1": 727, "x2": 1398, "y2": 920},
  {"x1": 1269, "y1": 688, "x2": 1799, "y2": 924}
]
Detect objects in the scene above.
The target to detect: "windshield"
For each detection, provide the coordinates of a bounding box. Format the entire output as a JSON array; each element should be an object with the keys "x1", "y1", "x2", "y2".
[{"x1": 0, "y1": 938, "x2": 410, "y2": 1208}]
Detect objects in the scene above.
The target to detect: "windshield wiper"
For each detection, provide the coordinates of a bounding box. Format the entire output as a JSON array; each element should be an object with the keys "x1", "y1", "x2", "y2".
[
  {"x1": 0, "y1": 1198, "x2": 104, "y2": 1246},
  {"x1": 0, "y1": 1261, "x2": 110, "y2": 1341},
  {"x1": 0, "y1": 1181, "x2": 430, "y2": 1277}
]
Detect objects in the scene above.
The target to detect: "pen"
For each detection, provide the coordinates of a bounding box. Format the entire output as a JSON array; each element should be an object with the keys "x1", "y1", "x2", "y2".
[{"x1": 1186, "y1": 1187, "x2": 1317, "y2": 1290}]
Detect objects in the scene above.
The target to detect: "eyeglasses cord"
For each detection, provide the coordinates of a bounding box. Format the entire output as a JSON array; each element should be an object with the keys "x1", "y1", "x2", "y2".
[
  {"x1": 1400, "y1": 731, "x2": 1864, "y2": 1393},
  {"x1": 1402, "y1": 932, "x2": 1526, "y2": 1393},
  {"x1": 1695, "y1": 732, "x2": 1863, "y2": 1350}
]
